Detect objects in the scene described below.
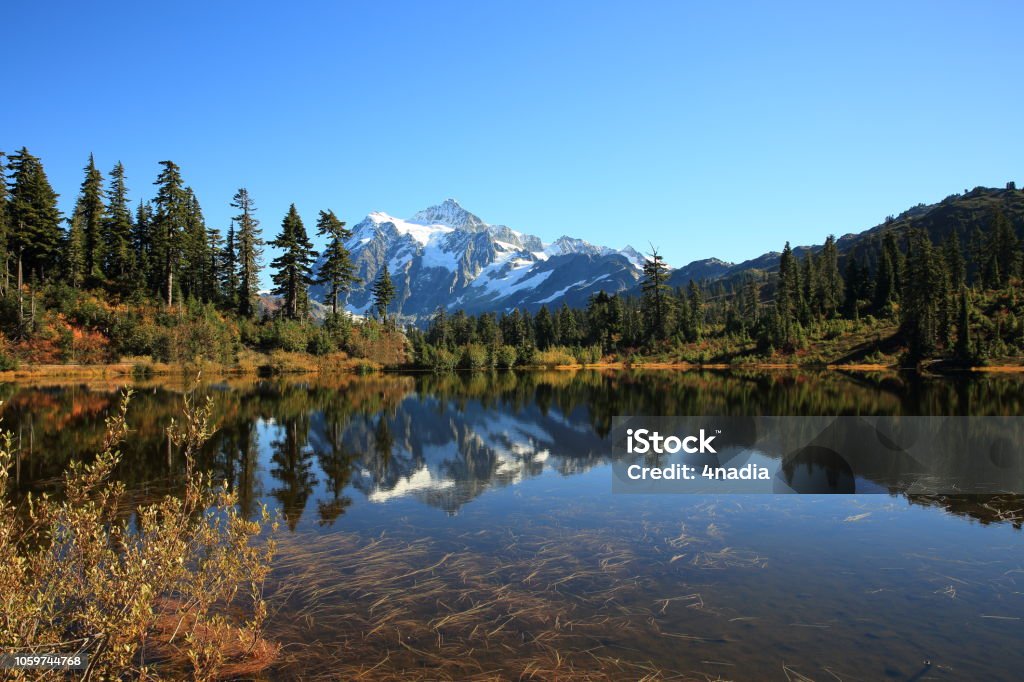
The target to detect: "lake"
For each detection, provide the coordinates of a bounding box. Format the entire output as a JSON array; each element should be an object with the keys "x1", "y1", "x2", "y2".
[{"x1": 5, "y1": 370, "x2": 1023, "y2": 680}]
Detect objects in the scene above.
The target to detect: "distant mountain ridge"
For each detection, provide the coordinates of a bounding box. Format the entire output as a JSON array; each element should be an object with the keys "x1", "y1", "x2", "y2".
[
  {"x1": 310, "y1": 198, "x2": 643, "y2": 320},
  {"x1": 311, "y1": 186, "x2": 1024, "y2": 320}
]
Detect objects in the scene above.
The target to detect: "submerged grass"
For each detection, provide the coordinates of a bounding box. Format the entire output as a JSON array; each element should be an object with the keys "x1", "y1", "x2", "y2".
[{"x1": 262, "y1": 506, "x2": 771, "y2": 681}]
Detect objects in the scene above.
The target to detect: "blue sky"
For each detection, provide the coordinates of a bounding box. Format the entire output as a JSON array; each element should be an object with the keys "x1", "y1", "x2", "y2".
[{"x1": 3, "y1": 0, "x2": 1022, "y2": 280}]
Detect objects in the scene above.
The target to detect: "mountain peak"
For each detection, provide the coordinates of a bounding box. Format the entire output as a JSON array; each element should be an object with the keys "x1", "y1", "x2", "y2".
[{"x1": 410, "y1": 198, "x2": 486, "y2": 231}]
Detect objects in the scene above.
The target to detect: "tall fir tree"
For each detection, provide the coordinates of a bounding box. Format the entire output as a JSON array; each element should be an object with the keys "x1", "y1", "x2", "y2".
[
  {"x1": 874, "y1": 230, "x2": 902, "y2": 313},
  {"x1": 64, "y1": 213, "x2": 87, "y2": 288},
  {"x1": 640, "y1": 247, "x2": 672, "y2": 341},
  {"x1": 955, "y1": 286, "x2": 973, "y2": 362},
  {"x1": 231, "y1": 188, "x2": 263, "y2": 317},
  {"x1": 775, "y1": 241, "x2": 802, "y2": 345},
  {"x1": 313, "y1": 209, "x2": 360, "y2": 315},
  {"x1": 943, "y1": 230, "x2": 966, "y2": 291},
  {"x1": 686, "y1": 279, "x2": 703, "y2": 341},
  {"x1": 72, "y1": 154, "x2": 105, "y2": 282},
  {"x1": 901, "y1": 229, "x2": 946, "y2": 361},
  {"x1": 269, "y1": 204, "x2": 317, "y2": 320},
  {"x1": 819, "y1": 235, "x2": 844, "y2": 317},
  {"x1": 151, "y1": 161, "x2": 189, "y2": 305},
  {"x1": 0, "y1": 152, "x2": 9, "y2": 286},
  {"x1": 103, "y1": 162, "x2": 135, "y2": 289},
  {"x1": 371, "y1": 263, "x2": 396, "y2": 324},
  {"x1": 179, "y1": 188, "x2": 213, "y2": 300},
  {"x1": 534, "y1": 305, "x2": 555, "y2": 349},
  {"x1": 987, "y1": 211, "x2": 1019, "y2": 288},
  {"x1": 7, "y1": 147, "x2": 63, "y2": 281},
  {"x1": 221, "y1": 220, "x2": 239, "y2": 311},
  {"x1": 132, "y1": 200, "x2": 154, "y2": 296}
]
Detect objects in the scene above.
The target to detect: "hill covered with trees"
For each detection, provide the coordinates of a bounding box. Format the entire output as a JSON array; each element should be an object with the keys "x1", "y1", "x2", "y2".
[
  {"x1": 0, "y1": 145, "x2": 1020, "y2": 372},
  {"x1": 0, "y1": 147, "x2": 406, "y2": 370},
  {"x1": 410, "y1": 185, "x2": 1024, "y2": 370}
]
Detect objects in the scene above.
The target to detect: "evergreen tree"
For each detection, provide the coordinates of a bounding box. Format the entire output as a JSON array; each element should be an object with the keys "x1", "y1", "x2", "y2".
[
  {"x1": 534, "y1": 306, "x2": 555, "y2": 349},
  {"x1": 640, "y1": 247, "x2": 671, "y2": 341},
  {"x1": 587, "y1": 291, "x2": 622, "y2": 351},
  {"x1": 103, "y1": 162, "x2": 135, "y2": 289},
  {"x1": 686, "y1": 279, "x2": 703, "y2": 341},
  {"x1": 0, "y1": 152, "x2": 8, "y2": 282},
  {"x1": 874, "y1": 231, "x2": 901, "y2": 313},
  {"x1": 428, "y1": 307, "x2": 450, "y2": 347},
  {"x1": 64, "y1": 213, "x2": 87, "y2": 288},
  {"x1": 180, "y1": 188, "x2": 213, "y2": 300},
  {"x1": 987, "y1": 211, "x2": 1019, "y2": 287},
  {"x1": 151, "y1": 160, "x2": 190, "y2": 305},
  {"x1": 843, "y1": 257, "x2": 871, "y2": 320},
  {"x1": 71, "y1": 154, "x2": 105, "y2": 282},
  {"x1": 221, "y1": 220, "x2": 239, "y2": 311},
  {"x1": 231, "y1": 189, "x2": 263, "y2": 317},
  {"x1": 901, "y1": 229, "x2": 945, "y2": 361},
  {"x1": 557, "y1": 303, "x2": 581, "y2": 345},
  {"x1": 269, "y1": 204, "x2": 317, "y2": 320},
  {"x1": 132, "y1": 201, "x2": 154, "y2": 295},
  {"x1": 7, "y1": 147, "x2": 63, "y2": 280},
  {"x1": 775, "y1": 241, "x2": 802, "y2": 345},
  {"x1": 955, "y1": 286, "x2": 972, "y2": 362},
  {"x1": 314, "y1": 209, "x2": 360, "y2": 315},
  {"x1": 943, "y1": 230, "x2": 966, "y2": 291},
  {"x1": 206, "y1": 223, "x2": 224, "y2": 303},
  {"x1": 819, "y1": 235, "x2": 844, "y2": 317},
  {"x1": 371, "y1": 263, "x2": 395, "y2": 323},
  {"x1": 740, "y1": 278, "x2": 760, "y2": 331}
]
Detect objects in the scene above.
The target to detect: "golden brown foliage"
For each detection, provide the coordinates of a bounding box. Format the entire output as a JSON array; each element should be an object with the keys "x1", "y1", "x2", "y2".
[{"x1": 0, "y1": 390, "x2": 277, "y2": 680}]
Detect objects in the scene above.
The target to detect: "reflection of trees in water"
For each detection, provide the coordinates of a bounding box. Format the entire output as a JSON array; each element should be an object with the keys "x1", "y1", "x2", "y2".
[
  {"x1": 209, "y1": 421, "x2": 262, "y2": 520},
  {"x1": 316, "y1": 419, "x2": 356, "y2": 527},
  {"x1": 269, "y1": 414, "x2": 317, "y2": 531},
  {"x1": 4, "y1": 371, "x2": 1024, "y2": 526},
  {"x1": 908, "y1": 494, "x2": 1024, "y2": 529}
]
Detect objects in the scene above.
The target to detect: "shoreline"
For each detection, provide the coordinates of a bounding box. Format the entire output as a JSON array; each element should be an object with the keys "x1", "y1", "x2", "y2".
[{"x1": 2, "y1": 359, "x2": 1024, "y2": 383}]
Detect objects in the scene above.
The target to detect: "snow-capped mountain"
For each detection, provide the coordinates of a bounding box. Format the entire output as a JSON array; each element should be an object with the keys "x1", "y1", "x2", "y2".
[{"x1": 311, "y1": 199, "x2": 643, "y2": 320}]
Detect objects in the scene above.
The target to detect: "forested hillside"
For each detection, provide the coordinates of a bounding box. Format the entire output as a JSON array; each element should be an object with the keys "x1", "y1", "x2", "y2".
[
  {"x1": 0, "y1": 146, "x2": 1020, "y2": 370},
  {"x1": 411, "y1": 186, "x2": 1024, "y2": 369},
  {"x1": 0, "y1": 148, "x2": 404, "y2": 368}
]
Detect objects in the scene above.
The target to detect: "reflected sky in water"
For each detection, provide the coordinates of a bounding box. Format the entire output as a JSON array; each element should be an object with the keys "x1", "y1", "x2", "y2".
[{"x1": 4, "y1": 370, "x2": 1024, "y2": 678}]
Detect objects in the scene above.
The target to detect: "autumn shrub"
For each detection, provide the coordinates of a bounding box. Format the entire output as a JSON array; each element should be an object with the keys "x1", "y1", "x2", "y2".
[
  {"x1": 533, "y1": 346, "x2": 578, "y2": 367},
  {"x1": 0, "y1": 391, "x2": 277, "y2": 679}
]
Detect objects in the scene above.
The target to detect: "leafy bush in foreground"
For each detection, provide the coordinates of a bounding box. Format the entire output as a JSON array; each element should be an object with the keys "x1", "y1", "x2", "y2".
[{"x1": 0, "y1": 391, "x2": 277, "y2": 679}]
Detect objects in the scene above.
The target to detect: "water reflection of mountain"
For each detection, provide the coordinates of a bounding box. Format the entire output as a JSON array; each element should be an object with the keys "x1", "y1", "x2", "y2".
[
  {"x1": 3, "y1": 370, "x2": 1024, "y2": 529},
  {"x1": 307, "y1": 395, "x2": 608, "y2": 515}
]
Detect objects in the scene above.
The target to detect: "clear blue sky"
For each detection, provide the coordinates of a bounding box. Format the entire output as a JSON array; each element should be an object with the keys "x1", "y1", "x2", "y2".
[{"x1": 3, "y1": 0, "x2": 1022, "y2": 281}]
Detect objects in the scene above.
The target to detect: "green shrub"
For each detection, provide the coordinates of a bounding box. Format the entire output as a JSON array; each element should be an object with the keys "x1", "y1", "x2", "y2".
[
  {"x1": 307, "y1": 328, "x2": 336, "y2": 356},
  {"x1": 573, "y1": 344, "x2": 603, "y2": 365},
  {"x1": 264, "y1": 320, "x2": 309, "y2": 353},
  {"x1": 494, "y1": 345, "x2": 518, "y2": 369},
  {"x1": 461, "y1": 343, "x2": 490, "y2": 370},
  {"x1": 430, "y1": 347, "x2": 460, "y2": 372}
]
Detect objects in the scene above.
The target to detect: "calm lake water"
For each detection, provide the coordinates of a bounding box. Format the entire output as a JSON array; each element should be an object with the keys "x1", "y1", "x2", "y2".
[{"x1": 5, "y1": 370, "x2": 1024, "y2": 680}]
